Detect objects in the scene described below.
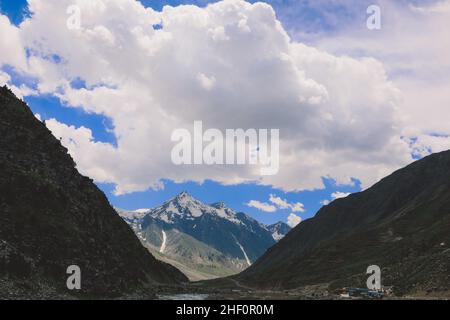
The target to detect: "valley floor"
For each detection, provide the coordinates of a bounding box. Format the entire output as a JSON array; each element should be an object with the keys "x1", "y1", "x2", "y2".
[{"x1": 152, "y1": 280, "x2": 450, "y2": 300}]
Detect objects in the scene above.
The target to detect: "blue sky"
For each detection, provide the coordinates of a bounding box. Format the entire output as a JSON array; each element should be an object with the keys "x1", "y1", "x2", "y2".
[
  {"x1": 2, "y1": 0, "x2": 435, "y2": 226},
  {"x1": 0, "y1": 0, "x2": 29, "y2": 25}
]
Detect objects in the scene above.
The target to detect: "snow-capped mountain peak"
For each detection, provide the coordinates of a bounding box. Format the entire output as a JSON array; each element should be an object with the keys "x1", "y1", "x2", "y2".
[
  {"x1": 174, "y1": 190, "x2": 192, "y2": 202},
  {"x1": 267, "y1": 221, "x2": 291, "y2": 241},
  {"x1": 150, "y1": 192, "x2": 242, "y2": 225},
  {"x1": 211, "y1": 202, "x2": 226, "y2": 209}
]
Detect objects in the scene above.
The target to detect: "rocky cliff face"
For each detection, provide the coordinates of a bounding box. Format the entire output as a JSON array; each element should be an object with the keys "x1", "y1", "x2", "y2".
[
  {"x1": 237, "y1": 150, "x2": 450, "y2": 297},
  {"x1": 0, "y1": 86, "x2": 187, "y2": 299}
]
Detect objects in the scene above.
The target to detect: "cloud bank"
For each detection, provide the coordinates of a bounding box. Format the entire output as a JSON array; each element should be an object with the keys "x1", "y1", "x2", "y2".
[{"x1": 2, "y1": 0, "x2": 442, "y2": 196}]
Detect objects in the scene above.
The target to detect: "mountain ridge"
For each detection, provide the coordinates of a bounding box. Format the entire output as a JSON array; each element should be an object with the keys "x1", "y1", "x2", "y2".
[{"x1": 234, "y1": 150, "x2": 450, "y2": 296}]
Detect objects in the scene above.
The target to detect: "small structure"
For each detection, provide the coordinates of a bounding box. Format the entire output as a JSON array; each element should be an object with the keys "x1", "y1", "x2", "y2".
[{"x1": 338, "y1": 287, "x2": 385, "y2": 299}]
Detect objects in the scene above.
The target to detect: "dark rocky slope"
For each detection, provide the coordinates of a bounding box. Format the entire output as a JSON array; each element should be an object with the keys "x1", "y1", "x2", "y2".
[
  {"x1": 236, "y1": 150, "x2": 450, "y2": 296},
  {"x1": 0, "y1": 86, "x2": 187, "y2": 299}
]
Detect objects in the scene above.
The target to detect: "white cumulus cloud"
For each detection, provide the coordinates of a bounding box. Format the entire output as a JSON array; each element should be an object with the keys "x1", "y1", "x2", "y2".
[
  {"x1": 0, "y1": 0, "x2": 434, "y2": 195},
  {"x1": 250, "y1": 194, "x2": 305, "y2": 213},
  {"x1": 290, "y1": 202, "x2": 305, "y2": 213},
  {"x1": 310, "y1": 0, "x2": 450, "y2": 164},
  {"x1": 0, "y1": 15, "x2": 27, "y2": 70},
  {"x1": 269, "y1": 194, "x2": 290, "y2": 209},
  {"x1": 246, "y1": 200, "x2": 277, "y2": 213},
  {"x1": 331, "y1": 192, "x2": 351, "y2": 200},
  {"x1": 287, "y1": 213, "x2": 302, "y2": 228},
  {"x1": 320, "y1": 191, "x2": 351, "y2": 206}
]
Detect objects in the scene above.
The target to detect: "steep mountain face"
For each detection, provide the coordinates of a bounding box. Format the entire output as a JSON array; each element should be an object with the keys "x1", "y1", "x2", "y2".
[
  {"x1": 267, "y1": 222, "x2": 291, "y2": 241},
  {"x1": 118, "y1": 192, "x2": 278, "y2": 280},
  {"x1": 236, "y1": 150, "x2": 450, "y2": 296},
  {"x1": 0, "y1": 86, "x2": 187, "y2": 299}
]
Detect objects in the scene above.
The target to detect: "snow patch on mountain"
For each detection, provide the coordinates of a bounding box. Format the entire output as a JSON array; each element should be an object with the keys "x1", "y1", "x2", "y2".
[
  {"x1": 160, "y1": 230, "x2": 167, "y2": 253},
  {"x1": 271, "y1": 231, "x2": 284, "y2": 241},
  {"x1": 235, "y1": 240, "x2": 251, "y2": 267},
  {"x1": 166, "y1": 202, "x2": 180, "y2": 215},
  {"x1": 267, "y1": 222, "x2": 291, "y2": 241}
]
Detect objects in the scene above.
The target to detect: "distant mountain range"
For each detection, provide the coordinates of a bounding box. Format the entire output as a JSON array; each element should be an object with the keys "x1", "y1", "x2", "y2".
[
  {"x1": 235, "y1": 150, "x2": 450, "y2": 297},
  {"x1": 117, "y1": 192, "x2": 291, "y2": 280},
  {"x1": 0, "y1": 86, "x2": 187, "y2": 299}
]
